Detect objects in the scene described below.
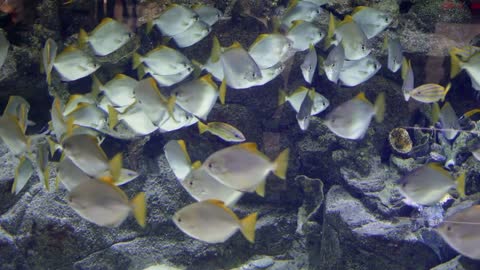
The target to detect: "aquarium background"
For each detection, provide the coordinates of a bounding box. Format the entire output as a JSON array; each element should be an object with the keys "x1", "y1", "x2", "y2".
[{"x1": 0, "y1": 0, "x2": 480, "y2": 269}]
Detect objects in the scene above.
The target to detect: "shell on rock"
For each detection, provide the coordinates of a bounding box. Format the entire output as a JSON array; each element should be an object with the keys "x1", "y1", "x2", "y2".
[{"x1": 389, "y1": 128, "x2": 413, "y2": 154}]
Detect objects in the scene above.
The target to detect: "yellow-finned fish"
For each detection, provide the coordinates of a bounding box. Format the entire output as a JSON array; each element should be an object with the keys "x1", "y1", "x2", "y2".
[
  {"x1": 437, "y1": 205, "x2": 480, "y2": 260},
  {"x1": 35, "y1": 141, "x2": 50, "y2": 191},
  {"x1": 248, "y1": 34, "x2": 293, "y2": 69},
  {"x1": 409, "y1": 83, "x2": 451, "y2": 103},
  {"x1": 219, "y1": 42, "x2": 262, "y2": 89},
  {"x1": 439, "y1": 102, "x2": 460, "y2": 141},
  {"x1": 385, "y1": 36, "x2": 402, "y2": 73},
  {"x1": 132, "y1": 45, "x2": 193, "y2": 76},
  {"x1": 397, "y1": 163, "x2": 465, "y2": 206},
  {"x1": 300, "y1": 45, "x2": 317, "y2": 84},
  {"x1": 78, "y1": 17, "x2": 132, "y2": 56},
  {"x1": 202, "y1": 143, "x2": 289, "y2": 195},
  {"x1": 172, "y1": 20, "x2": 211, "y2": 48},
  {"x1": 42, "y1": 38, "x2": 57, "y2": 85},
  {"x1": 450, "y1": 46, "x2": 480, "y2": 91},
  {"x1": 324, "y1": 92, "x2": 385, "y2": 140},
  {"x1": 164, "y1": 140, "x2": 192, "y2": 181},
  {"x1": 296, "y1": 88, "x2": 315, "y2": 130},
  {"x1": 145, "y1": 66, "x2": 193, "y2": 87},
  {"x1": 332, "y1": 16, "x2": 370, "y2": 61},
  {"x1": 11, "y1": 156, "x2": 34, "y2": 195},
  {"x1": 338, "y1": 55, "x2": 381, "y2": 87},
  {"x1": 133, "y1": 78, "x2": 169, "y2": 125},
  {"x1": 92, "y1": 74, "x2": 137, "y2": 107},
  {"x1": 0, "y1": 29, "x2": 9, "y2": 69},
  {"x1": 173, "y1": 199, "x2": 257, "y2": 243},
  {"x1": 67, "y1": 179, "x2": 146, "y2": 228},
  {"x1": 192, "y1": 4, "x2": 222, "y2": 26},
  {"x1": 285, "y1": 20, "x2": 324, "y2": 52},
  {"x1": 157, "y1": 105, "x2": 198, "y2": 133},
  {"x1": 65, "y1": 103, "x2": 107, "y2": 131},
  {"x1": 150, "y1": 4, "x2": 198, "y2": 36},
  {"x1": 401, "y1": 57, "x2": 414, "y2": 101},
  {"x1": 0, "y1": 115, "x2": 30, "y2": 155},
  {"x1": 108, "y1": 103, "x2": 158, "y2": 136},
  {"x1": 198, "y1": 121, "x2": 246, "y2": 142},
  {"x1": 3, "y1": 95, "x2": 30, "y2": 133},
  {"x1": 53, "y1": 45, "x2": 99, "y2": 82},
  {"x1": 281, "y1": 0, "x2": 322, "y2": 28},
  {"x1": 278, "y1": 86, "x2": 329, "y2": 116},
  {"x1": 351, "y1": 6, "x2": 393, "y2": 39},
  {"x1": 323, "y1": 44, "x2": 345, "y2": 84}
]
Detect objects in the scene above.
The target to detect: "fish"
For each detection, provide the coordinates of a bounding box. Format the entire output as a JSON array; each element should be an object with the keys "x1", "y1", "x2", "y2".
[
  {"x1": 409, "y1": 83, "x2": 451, "y2": 103},
  {"x1": 145, "y1": 66, "x2": 193, "y2": 87},
  {"x1": 437, "y1": 205, "x2": 480, "y2": 260},
  {"x1": 172, "y1": 20, "x2": 211, "y2": 48},
  {"x1": 192, "y1": 4, "x2": 222, "y2": 26},
  {"x1": 385, "y1": 36, "x2": 402, "y2": 73},
  {"x1": 164, "y1": 140, "x2": 192, "y2": 181},
  {"x1": 150, "y1": 4, "x2": 199, "y2": 36},
  {"x1": 252, "y1": 62, "x2": 285, "y2": 87},
  {"x1": 157, "y1": 105, "x2": 198, "y2": 133},
  {"x1": 202, "y1": 143, "x2": 289, "y2": 196},
  {"x1": 285, "y1": 20, "x2": 324, "y2": 52},
  {"x1": 248, "y1": 34, "x2": 292, "y2": 69},
  {"x1": 302, "y1": 0, "x2": 330, "y2": 5},
  {"x1": 65, "y1": 103, "x2": 107, "y2": 131},
  {"x1": 198, "y1": 121, "x2": 246, "y2": 142},
  {"x1": 50, "y1": 98, "x2": 67, "y2": 142},
  {"x1": 3, "y1": 95, "x2": 30, "y2": 133},
  {"x1": 401, "y1": 57, "x2": 414, "y2": 101},
  {"x1": 181, "y1": 163, "x2": 244, "y2": 206},
  {"x1": 11, "y1": 156, "x2": 34, "y2": 195},
  {"x1": 338, "y1": 55, "x2": 381, "y2": 87},
  {"x1": 296, "y1": 88, "x2": 315, "y2": 130},
  {"x1": 219, "y1": 42, "x2": 262, "y2": 89},
  {"x1": 61, "y1": 134, "x2": 110, "y2": 178},
  {"x1": 0, "y1": 30, "x2": 9, "y2": 69},
  {"x1": 133, "y1": 45, "x2": 193, "y2": 76},
  {"x1": 133, "y1": 78, "x2": 170, "y2": 125},
  {"x1": 173, "y1": 199, "x2": 257, "y2": 243},
  {"x1": 324, "y1": 92, "x2": 385, "y2": 140},
  {"x1": 171, "y1": 74, "x2": 218, "y2": 120},
  {"x1": 92, "y1": 74, "x2": 137, "y2": 107},
  {"x1": 35, "y1": 141, "x2": 50, "y2": 191},
  {"x1": 78, "y1": 17, "x2": 132, "y2": 56},
  {"x1": 331, "y1": 16, "x2": 370, "y2": 61},
  {"x1": 397, "y1": 163, "x2": 465, "y2": 206},
  {"x1": 42, "y1": 38, "x2": 57, "y2": 85},
  {"x1": 0, "y1": 115, "x2": 29, "y2": 155},
  {"x1": 281, "y1": 0, "x2": 323, "y2": 28},
  {"x1": 439, "y1": 102, "x2": 460, "y2": 140},
  {"x1": 67, "y1": 179, "x2": 146, "y2": 228},
  {"x1": 351, "y1": 6, "x2": 393, "y2": 39},
  {"x1": 278, "y1": 86, "x2": 329, "y2": 116},
  {"x1": 450, "y1": 47, "x2": 480, "y2": 91},
  {"x1": 323, "y1": 44, "x2": 345, "y2": 84},
  {"x1": 300, "y1": 45, "x2": 317, "y2": 84},
  {"x1": 53, "y1": 45, "x2": 100, "y2": 82},
  {"x1": 63, "y1": 94, "x2": 96, "y2": 116},
  {"x1": 108, "y1": 103, "x2": 158, "y2": 136}
]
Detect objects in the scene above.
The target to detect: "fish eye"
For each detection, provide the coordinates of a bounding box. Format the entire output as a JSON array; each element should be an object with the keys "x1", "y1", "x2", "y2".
[
  {"x1": 189, "y1": 181, "x2": 193, "y2": 186},
  {"x1": 207, "y1": 162, "x2": 213, "y2": 169},
  {"x1": 177, "y1": 218, "x2": 182, "y2": 223},
  {"x1": 316, "y1": 9, "x2": 321, "y2": 14},
  {"x1": 447, "y1": 226, "x2": 451, "y2": 231},
  {"x1": 374, "y1": 63, "x2": 378, "y2": 69},
  {"x1": 128, "y1": 32, "x2": 133, "y2": 38}
]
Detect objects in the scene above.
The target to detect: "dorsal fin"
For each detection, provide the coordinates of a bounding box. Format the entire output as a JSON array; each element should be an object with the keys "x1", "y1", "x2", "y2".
[
  {"x1": 200, "y1": 73, "x2": 217, "y2": 89},
  {"x1": 113, "y1": 74, "x2": 131, "y2": 80},
  {"x1": 427, "y1": 163, "x2": 451, "y2": 179},
  {"x1": 352, "y1": 6, "x2": 368, "y2": 15},
  {"x1": 235, "y1": 142, "x2": 258, "y2": 154},
  {"x1": 191, "y1": 160, "x2": 202, "y2": 170},
  {"x1": 177, "y1": 140, "x2": 192, "y2": 164},
  {"x1": 205, "y1": 199, "x2": 239, "y2": 222},
  {"x1": 355, "y1": 92, "x2": 370, "y2": 104},
  {"x1": 337, "y1": 15, "x2": 354, "y2": 28}
]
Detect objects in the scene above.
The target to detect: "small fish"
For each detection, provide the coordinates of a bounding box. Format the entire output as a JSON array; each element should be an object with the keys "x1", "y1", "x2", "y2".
[
  {"x1": 332, "y1": 16, "x2": 370, "y2": 60},
  {"x1": 351, "y1": 6, "x2": 393, "y2": 39},
  {"x1": 450, "y1": 46, "x2": 480, "y2": 91},
  {"x1": 439, "y1": 102, "x2": 460, "y2": 140},
  {"x1": 0, "y1": 30, "x2": 9, "y2": 69},
  {"x1": 323, "y1": 44, "x2": 345, "y2": 84},
  {"x1": 172, "y1": 20, "x2": 211, "y2": 48},
  {"x1": 324, "y1": 92, "x2": 385, "y2": 140},
  {"x1": 252, "y1": 62, "x2": 285, "y2": 87},
  {"x1": 146, "y1": 66, "x2": 193, "y2": 87},
  {"x1": 203, "y1": 143, "x2": 289, "y2": 196},
  {"x1": 53, "y1": 45, "x2": 99, "y2": 82},
  {"x1": 57, "y1": 157, "x2": 95, "y2": 191},
  {"x1": 42, "y1": 38, "x2": 57, "y2": 85},
  {"x1": 173, "y1": 199, "x2": 257, "y2": 243},
  {"x1": 171, "y1": 74, "x2": 218, "y2": 120},
  {"x1": 67, "y1": 179, "x2": 146, "y2": 228},
  {"x1": 157, "y1": 105, "x2": 198, "y2": 133},
  {"x1": 65, "y1": 103, "x2": 106, "y2": 131},
  {"x1": 285, "y1": 20, "x2": 324, "y2": 52},
  {"x1": 437, "y1": 205, "x2": 480, "y2": 260},
  {"x1": 409, "y1": 83, "x2": 451, "y2": 103},
  {"x1": 278, "y1": 86, "x2": 329, "y2": 116},
  {"x1": 50, "y1": 98, "x2": 67, "y2": 142},
  {"x1": 11, "y1": 156, "x2": 34, "y2": 195},
  {"x1": 218, "y1": 42, "x2": 262, "y2": 89},
  {"x1": 401, "y1": 57, "x2": 414, "y2": 101},
  {"x1": 36, "y1": 141, "x2": 50, "y2": 191},
  {"x1": 385, "y1": 36, "x2": 402, "y2": 73},
  {"x1": 78, "y1": 17, "x2": 132, "y2": 56},
  {"x1": 281, "y1": 0, "x2": 322, "y2": 28},
  {"x1": 397, "y1": 163, "x2": 465, "y2": 206},
  {"x1": 198, "y1": 121, "x2": 246, "y2": 142},
  {"x1": 3, "y1": 95, "x2": 30, "y2": 133},
  {"x1": 108, "y1": 103, "x2": 158, "y2": 136},
  {"x1": 133, "y1": 78, "x2": 169, "y2": 125},
  {"x1": 0, "y1": 115, "x2": 29, "y2": 155},
  {"x1": 192, "y1": 4, "x2": 222, "y2": 26},
  {"x1": 181, "y1": 163, "x2": 244, "y2": 206},
  {"x1": 133, "y1": 45, "x2": 193, "y2": 76},
  {"x1": 301, "y1": 45, "x2": 317, "y2": 84},
  {"x1": 338, "y1": 55, "x2": 381, "y2": 87},
  {"x1": 150, "y1": 4, "x2": 198, "y2": 36},
  {"x1": 248, "y1": 34, "x2": 292, "y2": 69},
  {"x1": 296, "y1": 88, "x2": 315, "y2": 130},
  {"x1": 164, "y1": 140, "x2": 192, "y2": 181},
  {"x1": 92, "y1": 74, "x2": 137, "y2": 107},
  {"x1": 63, "y1": 94, "x2": 96, "y2": 116}
]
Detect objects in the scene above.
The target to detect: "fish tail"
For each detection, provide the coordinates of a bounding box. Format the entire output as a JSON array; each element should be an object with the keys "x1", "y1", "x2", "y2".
[
  {"x1": 132, "y1": 52, "x2": 142, "y2": 70},
  {"x1": 108, "y1": 106, "x2": 118, "y2": 130},
  {"x1": 130, "y1": 192, "x2": 147, "y2": 228},
  {"x1": 278, "y1": 89, "x2": 287, "y2": 106},
  {"x1": 442, "y1": 83, "x2": 452, "y2": 102},
  {"x1": 374, "y1": 92, "x2": 386, "y2": 123},
  {"x1": 456, "y1": 172, "x2": 466, "y2": 198},
  {"x1": 91, "y1": 74, "x2": 102, "y2": 97},
  {"x1": 449, "y1": 48, "x2": 464, "y2": 78},
  {"x1": 167, "y1": 95, "x2": 177, "y2": 122},
  {"x1": 109, "y1": 153, "x2": 123, "y2": 182},
  {"x1": 78, "y1": 28, "x2": 88, "y2": 48},
  {"x1": 324, "y1": 13, "x2": 336, "y2": 50},
  {"x1": 239, "y1": 212, "x2": 257, "y2": 243},
  {"x1": 137, "y1": 64, "x2": 146, "y2": 80},
  {"x1": 463, "y1": 108, "x2": 480, "y2": 118},
  {"x1": 219, "y1": 78, "x2": 227, "y2": 105},
  {"x1": 146, "y1": 20, "x2": 154, "y2": 34},
  {"x1": 273, "y1": 148, "x2": 289, "y2": 180},
  {"x1": 46, "y1": 136, "x2": 59, "y2": 157},
  {"x1": 211, "y1": 36, "x2": 221, "y2": 63},
  {"x1": 191, "y1": 59, "x2": 203, "y2": 78},
  {"x1": 42, "y1": 166, "x2": 50, "y2": 191},
  {"x1": 197, "y1": 121, "x2": 209, "y2": 134},
  {"x1": 255, "y1": 181, "x2": 266, "y2": 197}
]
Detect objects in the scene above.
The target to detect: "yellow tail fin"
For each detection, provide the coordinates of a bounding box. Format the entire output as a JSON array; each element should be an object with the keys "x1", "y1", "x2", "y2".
[
  {"x1": 456, "y1": 172, "x2": 466, "y2": 198},
  {"x1": 108, "y1": 106, "x2": 118, "y2": 130},
  {"x1": 198, "y1": 121, "x2": 209, "y2": 134},
  {"x1": 146, "y1": 20, "x2": 154, "y2": 34},
  {"x1": 42, "y1": 166, "x2": 50, "y2": 192},
  {"x1": 442, "y1": 83, "x2": 452, "y2": 102},
  {"x1": 167, "y1": 95, "x2": 177, "y2": 122},
  {"x1": 273, "y1": 148, "x2": 289, "y2": 180},
  {"x1": 374, "y1": 92, "x2": 386, "y2": 123},
  {"x1": 78, "y1": 29, "x2": 88, "y2": 48},
  {"x1": 137, "y1": 64, "x2": 146, "y2": 79},
  {"x1": 132, "y1": 53, "x2": 142, "y2": 70},
  {"x1": 131, "y1": 192, "x2": 147, "y2": 228},
  {"x1": 255, "y1": 181, "x2": 266, "y2": 197},
  {"x1": 278, "y1": 89, "x2": 287, "y2": 106},
  {"x1": 239, "y1": 212, "x2": 257, "y2": 243},
  {"x1": 324, "y1": 13, "x2": 336, "y2": 50},
  {"x1": 109, "y1": 153, "x2": 123, "y2": 181},
  {"x1": 449, "y1": 48, "x2": 463, "y2": 79},
  {"x1": 219, "y1": 78, "x2": 227, "y2": 105},
  {"x1": 211, "y1": 36, "x2": 221, "y2": 63}
]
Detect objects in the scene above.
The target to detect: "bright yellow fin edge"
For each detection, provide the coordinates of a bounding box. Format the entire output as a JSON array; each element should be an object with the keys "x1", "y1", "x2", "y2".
[{"x1": 273, "y1": 148, "x2": 289, "y2": 180}]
